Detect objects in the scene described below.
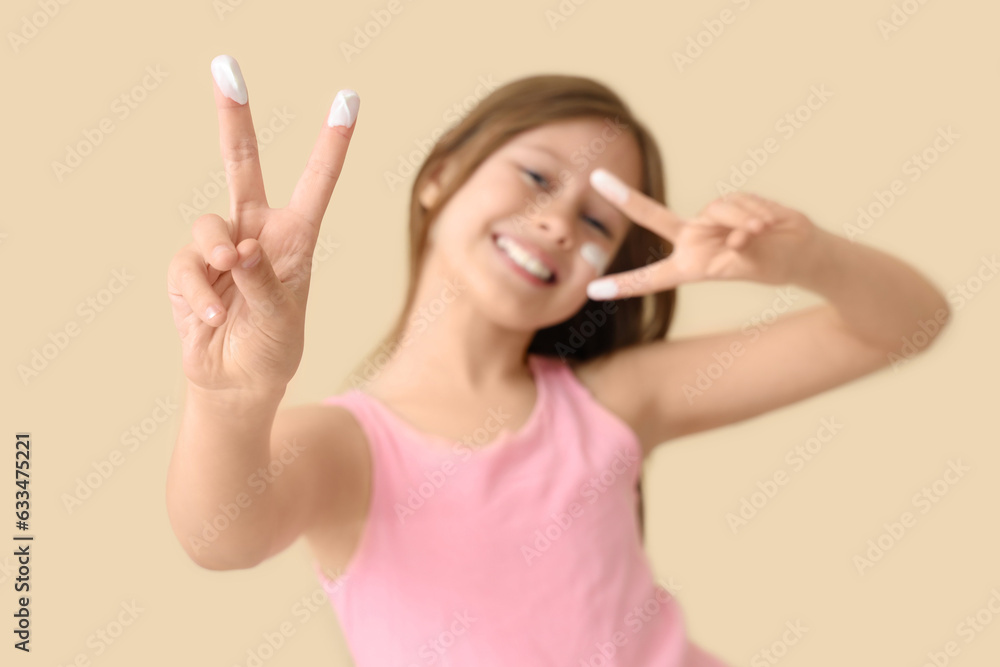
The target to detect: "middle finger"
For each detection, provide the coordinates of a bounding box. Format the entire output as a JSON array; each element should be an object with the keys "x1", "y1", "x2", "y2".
[{"x1": 692, "y1": 199, "x2": 763, "y2": 232}]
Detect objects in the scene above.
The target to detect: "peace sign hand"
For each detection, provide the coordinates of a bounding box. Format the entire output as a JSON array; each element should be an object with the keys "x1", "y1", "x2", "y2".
[
  {"x1": 166, "y1": 55, "x2": 360, "y2": 397},
  {"x1": 585, "y1": 168, "x2": 822, "y2": 301}
]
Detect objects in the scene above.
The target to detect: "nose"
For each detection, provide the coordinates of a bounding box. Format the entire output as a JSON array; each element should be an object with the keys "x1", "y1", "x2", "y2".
[{"x1": 529, "y1": 190, "x2": 578, "y2": 248}]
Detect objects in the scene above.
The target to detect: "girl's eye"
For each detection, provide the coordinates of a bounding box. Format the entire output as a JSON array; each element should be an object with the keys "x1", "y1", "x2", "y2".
[
  {"x1": 522, "y1": 168, "x2": 549, "y2": 189},
  {"x1": 583, "y1": 215, "x2": 610, "y2": 236},
  {"x1": 522, "y1": 167, "x2": 611, "y2": 237}
]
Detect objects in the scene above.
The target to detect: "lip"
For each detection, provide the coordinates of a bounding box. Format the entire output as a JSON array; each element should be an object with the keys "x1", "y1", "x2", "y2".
[{"x1": 491, "y1": 232, "x2": 559, "y2": 285}]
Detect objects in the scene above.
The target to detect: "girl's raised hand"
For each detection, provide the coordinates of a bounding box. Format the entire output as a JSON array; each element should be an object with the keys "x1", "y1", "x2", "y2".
[
  {"x1": 167, "y1": 55, "x2": 360, "y2": 396},
  {"x1": 585, "y1": 168, "x2": 823, "y2": 300}
]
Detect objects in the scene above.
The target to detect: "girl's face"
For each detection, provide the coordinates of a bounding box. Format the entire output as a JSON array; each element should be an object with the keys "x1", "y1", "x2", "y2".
[{"x1": 420, "y1": 117, "x2": 645, "y2": 331}]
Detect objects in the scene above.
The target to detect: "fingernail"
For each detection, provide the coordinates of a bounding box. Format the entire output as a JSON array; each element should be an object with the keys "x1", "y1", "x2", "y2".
[
  {"x1": 587, "y1": 278, "x2": 619, "y2": 300},
  {"x1": 211, "y1": 245, "x2": 231, "y2": 265},
  {"x1": 211, "y1": 54, "x2": 248, "y2": 105},
  {"x1": 241, "y1": 249, "x2": 260, "y2": 269},
  {"x1": 580, "y1": 242, "x2": 610, "y2": 275},
  {"x1": 205, "y1": 305, "x2": 222, "y2": 320},
  {"x1": 590, "y1": 168, "x2": 629, "y2": 204},
  {"x1": 328, "y1": 89, "x2": 360, "y2": 128}
]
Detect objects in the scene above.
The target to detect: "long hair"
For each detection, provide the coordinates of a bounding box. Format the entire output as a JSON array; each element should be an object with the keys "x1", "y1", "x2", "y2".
[{"x1": 342, "y1": 74, "x2": 677, "y2": 543}]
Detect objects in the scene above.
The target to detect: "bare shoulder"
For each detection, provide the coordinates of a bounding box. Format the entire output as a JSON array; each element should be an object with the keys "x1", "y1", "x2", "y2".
[
  {"x1": 269, "y1": 399, "x2": 372, "y2": 557},
  {"x1": 566, "y1": 349, "x2": 659, "y2": 459}
]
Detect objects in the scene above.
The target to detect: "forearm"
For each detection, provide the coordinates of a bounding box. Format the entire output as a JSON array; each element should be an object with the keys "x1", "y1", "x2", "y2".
[
  {"x1": 794, "y1": 227, "x2": 951, "y2": 351},
  {"x1": 166, "y1": 381, "x2": 286, "y2": 568}
]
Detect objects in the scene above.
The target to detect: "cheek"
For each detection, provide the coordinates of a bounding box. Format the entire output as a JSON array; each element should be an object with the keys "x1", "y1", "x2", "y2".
[{"x1": 579, "y1": 242, "x2": 611, "y2": 275}]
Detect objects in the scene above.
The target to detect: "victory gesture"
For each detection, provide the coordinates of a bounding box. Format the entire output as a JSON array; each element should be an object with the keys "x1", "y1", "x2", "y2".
[
  {"x1": 167, "y1": 55, "x2": 360, "y2": 395},
  {"x1": 585, "y1": 168, "x2": 823, "y2": 300}
]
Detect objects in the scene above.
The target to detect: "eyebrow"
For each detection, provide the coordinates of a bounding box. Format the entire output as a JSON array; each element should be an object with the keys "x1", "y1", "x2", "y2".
[{"x1": 523, "y1": 144, "x2": 567, "y2": 164}]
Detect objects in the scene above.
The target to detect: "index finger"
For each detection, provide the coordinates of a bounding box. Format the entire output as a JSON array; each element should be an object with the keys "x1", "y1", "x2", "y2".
[
  {"x1": 589, "y1": 168, "x2": 686, "y2": 241},
  {"x1": 211, "y1": 55, "x2": 268, "y2": 213},
  {"x1": 287, "y1": 89, "x2": 360, "y2": 226}
]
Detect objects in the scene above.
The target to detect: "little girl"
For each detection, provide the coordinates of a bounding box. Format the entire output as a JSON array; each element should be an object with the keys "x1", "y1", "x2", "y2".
[{"x1": 166, "y1": 55, "x2": 951, "y2": 666}]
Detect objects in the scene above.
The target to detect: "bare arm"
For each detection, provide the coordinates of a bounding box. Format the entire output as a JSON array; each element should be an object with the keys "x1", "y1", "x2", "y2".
[
  {"x1": 166, "y1": 383, "x2": 366, "y2": 571},
  {"x1": 166, "y1": 383, "x2": 288, "y2": 570},
  {"x1": 603, "y1": 229, "x2": 952, "y2": 451}
]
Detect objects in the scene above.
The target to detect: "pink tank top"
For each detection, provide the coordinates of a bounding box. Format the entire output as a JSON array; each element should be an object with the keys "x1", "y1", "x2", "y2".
[{"x1": 312, "y1": 353, "x2": 728, "y2": 666}]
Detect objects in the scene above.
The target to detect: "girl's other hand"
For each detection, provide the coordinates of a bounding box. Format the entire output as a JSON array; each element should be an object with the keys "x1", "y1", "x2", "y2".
[
  {"x1": 166, "y1": 55, "x2": 361, "y2": 395},
  {"x1": 585, "y1": 168, "x2": 822, "y2": 300}
]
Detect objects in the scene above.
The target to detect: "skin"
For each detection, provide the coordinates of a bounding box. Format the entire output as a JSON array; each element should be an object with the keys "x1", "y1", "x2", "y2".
[{"x1": 166, "y1": 57, "x2": 951, "y2": 578}]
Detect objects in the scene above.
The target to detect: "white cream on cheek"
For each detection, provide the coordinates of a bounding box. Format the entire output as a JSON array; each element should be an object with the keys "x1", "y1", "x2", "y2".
[{"x1": 580, "y1": 242, "x2": 610, "y2": 276}]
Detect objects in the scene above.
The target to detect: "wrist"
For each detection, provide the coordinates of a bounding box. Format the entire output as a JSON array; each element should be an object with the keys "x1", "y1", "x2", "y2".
[
  {"x1": 792, "y1": 226, "x2": 845, "y2": 294},
  {"x1": 184, "y1": 380, "x2": 286, "y2": 412}
]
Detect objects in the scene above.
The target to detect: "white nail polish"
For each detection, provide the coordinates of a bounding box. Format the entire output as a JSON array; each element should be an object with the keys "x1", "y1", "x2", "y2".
[
  {"x1": 580, "y1": 242, "x2": 610, "y2": 275},
  {"x1": 211, "y1": 55, "x2": 248, "y2": 105},
  {"x1": 328, "y1": 89, "x2": 360, "y2": 128},
  {"x1": 587, "y1": 278, "x2": 619, "y2": 300},
  {"x1": 590, "y1": 168, "x2": 629, "y2": 204}
]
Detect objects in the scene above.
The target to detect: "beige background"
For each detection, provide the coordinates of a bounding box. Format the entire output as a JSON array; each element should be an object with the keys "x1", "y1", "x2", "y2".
[{"x1": 2, "y1": 0, "x2": 998, "y2": 664}]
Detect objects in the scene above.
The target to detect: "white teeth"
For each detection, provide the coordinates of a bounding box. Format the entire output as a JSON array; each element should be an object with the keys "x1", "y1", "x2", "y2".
[{"x1": 495, "y1": 235, "x2": 553, "y2": 281}]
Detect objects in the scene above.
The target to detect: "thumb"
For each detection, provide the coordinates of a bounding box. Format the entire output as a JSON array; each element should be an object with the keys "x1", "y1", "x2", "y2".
[{"x1": 230, "y1": 239, "x2": 293, "y2": 317}]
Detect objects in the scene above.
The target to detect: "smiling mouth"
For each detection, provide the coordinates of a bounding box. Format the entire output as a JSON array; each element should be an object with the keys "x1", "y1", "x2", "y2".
[{"x1": 491, "y1": 233, "x2": 557, "y2": 285}]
